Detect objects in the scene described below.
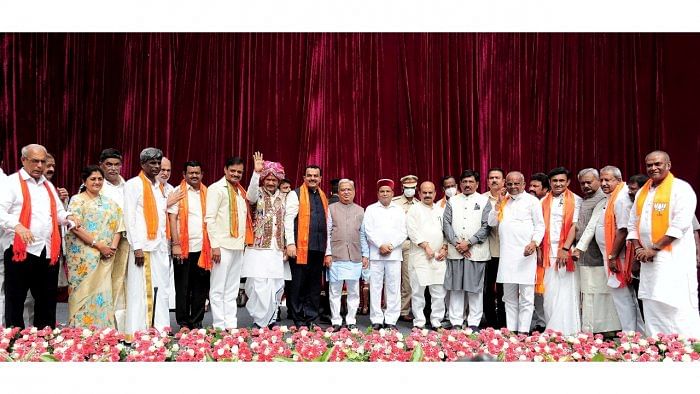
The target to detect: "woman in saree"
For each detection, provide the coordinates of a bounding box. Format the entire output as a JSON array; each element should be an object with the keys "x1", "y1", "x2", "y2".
[{"x1": 65, "y1": 165, "x2": 123, "y2": 328}]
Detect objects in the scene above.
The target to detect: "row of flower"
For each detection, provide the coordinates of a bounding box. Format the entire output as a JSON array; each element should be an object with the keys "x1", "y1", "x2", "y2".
[{"x1": 1, "y1": 325, "x2": 699, "y2": 362}]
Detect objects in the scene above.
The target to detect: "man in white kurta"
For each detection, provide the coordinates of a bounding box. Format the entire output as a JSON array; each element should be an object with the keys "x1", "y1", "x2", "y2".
[
  {"x1": 241, "y1": 155, "x2": 290, "y2": 329},
  {"x1": 99, "y1": 148, "x2": 129, "y2": 331},
  {"x1": 363, "y1": 179, "x2": 407, "y2": 329},
  {"x1": 205, "y1": 157, "x2": 249, "y2": 330},
  {"x1": 123, "y1": 148, "x2": 171, "y2": 335},
  {"x1": 541, "y1": 168, "x2": 582, "y2": 336},
  {"x1": 627, "y1": 151, "x2": 700, "y2": 338},
  {"x1": 488, "y1": 172, "x2": 545, "y2": 334},
  {"x1": 575, "y1": 166, "x2": 645, "y2": 334},
  {"x1": 406, "y1": 181, "x2": 448, "y2": 329}
]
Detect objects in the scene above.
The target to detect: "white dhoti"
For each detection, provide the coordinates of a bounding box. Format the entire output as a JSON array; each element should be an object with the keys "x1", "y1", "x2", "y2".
[
  {"x1": 210, "y1": 248, "x2": 243, "y2": 329},
  {"x1": 579, "y1": 266, "x2": 621, "y2": 333},
  {"x1": 111, "y1": 238, "x2": 130, "y2": 332},
  {"x1": 503, "y1": 283, "x2": 535, "y2": 332},
  {"x1": 125, "y1": 249, "x2": 171, "y2": 335},
  {"x1": 409, "y1": 267, "x2": 446, "y2": 328},
  {"x1": 609, "y1": 286, "x2": 645, "y2": 334},
  {"x1": 245, "y1": 278, "x2": 285, "y2": 327},
  {"x1": 643, "y1": 299, "x2": 700, "y2": 338},
  {"x1": 544, "y1": 261, "x2": 581, "y2": 335},
  {"x1": 369, "y1": 259, "x2": 401, "y2": 325},
  {"x1": 242, "y1": 248, "x2": 289, "y2": 328}
]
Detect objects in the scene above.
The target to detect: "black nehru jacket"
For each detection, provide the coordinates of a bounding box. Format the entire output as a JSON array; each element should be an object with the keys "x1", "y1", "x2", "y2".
[{"x1": 292, "y1": 187, "x2": 328, "y2": 253}]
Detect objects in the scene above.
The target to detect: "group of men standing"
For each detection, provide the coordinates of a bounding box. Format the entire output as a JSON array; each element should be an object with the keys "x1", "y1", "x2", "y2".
[{"x1": 1, "y1": 145, "x2": 699, "y2": 339}]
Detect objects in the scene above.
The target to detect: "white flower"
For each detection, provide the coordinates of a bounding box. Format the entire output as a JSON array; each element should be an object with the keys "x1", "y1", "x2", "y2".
[
  {"x1": 639, "y1": 339, "x2": 648, "y2": 347},
  {"x1": 533, "y1": 355, "x2": 543, "y2": 362},
  {"x1": 590, "y1": 346, "x2": 598, "y2": 354},
  {"x1": 82, "y1": 328, "x2": 92, "y2": 337},
  {"x1": 621, "y1": 343, "x2": 631, "y2": 351},
  {"x1": 264, "y1": 348, "x2": 271, "y2": 356},
  {"x1": 238, "y1": 336, "x2": 245, "y2": 343},
  {"x1": 250, "y1": 342, "x2": 259, "y2": 350},
  {"x1": 396, "y1": 342, "x2": 404, "y2": 349},
  {"x1": 572, "y1": 352, "x2": 581, "y2": 359},
  {"x1": 300, "y1": 330, "x2": 308, "y2": 337},
  {"x1": 292, "y1": 354, "x2": 299, "y2": 361},
  {"x1": 491, "y1": 339, "x2": 499, "y2": 346},
  {"x1": 231, "y1": 345, "x2": 239, "y2": 354},
  {"x1": 658, "y1": 344, "x2": 667, "y2": 351},
  {"x1": 606, "y1": 348, "x2": 617, "y2": 356},
  {"x1": 345, "y1": 338, "x2": 354, "y2": 346},
  {"x1": 148, "y1": 345, "x2": 156, "y2": 352},
  {"x1": 357, "y1": 347, "x2": 365, "y2": 354},
  {"x1": 421, "y1": 329, "x2": 429, "y2": 336},
  {"x1": 217, "y1": 348, "x2": 225, "y2": 356},
  {"x1": 154, "y1": 340, "x2": 164, "y2": 348},
  {"x1": 379, "y1": 329, "x2": 386, "y2": 337},
  {"x1": 171, "y1": 344, "x2": 180, "y2": 352},
  {"x1": 55, "y1": 335, "x2": 64, "y2": 343},
  {"x1": 280, "y1": 326, "x2": 289, "y2": 333},
  {"x1": 662, "y1": 356, "x2": 674, "y2": 362},
  {"x1": 438, "y1": 351, "x2": 445, "y2": 359},
  {"x1": 198, "y1": 328, "x2": 206, "y2": 335},
  {"x1": 187, "y1": 349, "x2": 195, "y2": 357},
  {"x1": 595, "y1": 338, "x2": 603, "y2": 345},
  {"x1": 30, "y1": 327, "x2": 37, "y2": 334},
  {"x1": 519, "y1": 355, "x2": 527, "y2": 361},
  {"x1": 324, "y1": 332, "x2": 332, "y2": 338},
  {"x1": 261, "y1": 340, "x2": 269, "y2": 346},
  {"x1": 141, "y1": 335, "x2": 151, "y2": 341},
  {"x1": 270, "y1": 336, "x2": 278, "y2": 343},
  {"x1": 285, "y1": 338, "x2": 293, "y2": 344},
  {"x1": 681, "y1": 354, "x2": 691, "y2": 362},
  {"x1": 538, "y1": 337, "x2": 547, "y2": 344},
  {"x1": 351, "y1": 328, "x2": 359, "y2": 334},
  {"x1": 509, "y1": 337, "x2": 519, "y2": 344}
]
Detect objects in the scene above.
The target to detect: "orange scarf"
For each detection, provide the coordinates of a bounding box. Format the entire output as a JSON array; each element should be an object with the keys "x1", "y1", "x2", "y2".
[
  {"x1": 604, "y1": 183, "x2": 631, "y2": 287},
  {"x1": 541, "y1": 189, "x2": 575, "y2": 272},
  {"x1": 139, "y1": 171, "x2": 159, "y2": 240},
  {"x1": 296, "y1": 184, "x2": 329, "y2": 264},
  {"x1": 226, "y1": 181, "x2": 253, "y2": 245},
  {"x1": 496, "y1": 195, "x2": 510, "y2": 223},
  {"x1": 159, "y1": 182, "x2": 171, "y2": 240},
  {"x1": 13, "y1": 175, "x2": 61, "y2": 265},
  {"x1": 635, "y1": 173, "x2": 674, "y2": 252},
  {"x1": 177, "y1": 180, "x2": 213, "y2": 271}
]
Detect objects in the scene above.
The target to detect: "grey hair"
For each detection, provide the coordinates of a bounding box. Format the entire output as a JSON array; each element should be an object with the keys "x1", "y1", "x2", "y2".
[
  {"x1": 338, "y1": 178, "x2": 355, "y2": 189},
  {"x1": 577, "y1": 168, "x2": 599, "y2": 180},
  {"x1": 21, "y1": 144, "x2": 47, "y2": 158},
  {"x1": 139, "y1": 147, "x2": 163, "y2": 163},
  {"x1": 600, "y1": 165, "x2": 622, "y2": 180}
]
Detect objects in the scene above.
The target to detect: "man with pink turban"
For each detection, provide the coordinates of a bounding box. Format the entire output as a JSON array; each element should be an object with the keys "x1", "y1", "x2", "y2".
[{"x1": 241, "y1": 152, "x2": 291, "y2": 328}]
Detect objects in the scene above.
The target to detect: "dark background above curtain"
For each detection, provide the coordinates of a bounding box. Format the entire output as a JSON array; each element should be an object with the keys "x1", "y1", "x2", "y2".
[{"x1": 1, "y1": 33, "x2": 698, "y2": 206}]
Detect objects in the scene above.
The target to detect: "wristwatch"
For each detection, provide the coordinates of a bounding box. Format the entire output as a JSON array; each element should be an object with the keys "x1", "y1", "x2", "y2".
[{"x1": 651, "y1": 244, "x2": 662, "y2": 251}]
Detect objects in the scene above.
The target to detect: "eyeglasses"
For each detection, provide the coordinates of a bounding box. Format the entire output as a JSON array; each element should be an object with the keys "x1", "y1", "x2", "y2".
[{"x1": 505, "y1": 182, "x2": 521, "y2": 186}]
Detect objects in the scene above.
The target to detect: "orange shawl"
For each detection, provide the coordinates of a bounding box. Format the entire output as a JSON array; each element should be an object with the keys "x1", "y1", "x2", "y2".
[
  {"x1": 139, "y1": 171, "x2": 159, "y2": 240},
  {"x1": 226, "y1": 181, "x2": 254, "y2": 246},
  {"x1": 177, "y1": 180, "x2": 213, "y2": 270},
  {"x1": 296, "y1": 183, "x2": 329, "y2": 264},
  {"x1": 13, "y1": 175, "x2": 61, "y2": 265},
  {"x1": 541, "y1": 189, "x2": 576, "y2": 272},
  {"x1": 604, "y1": 183, "x2": 631, "y2": 287},
  {"x1": 635, "y1": 173, "x2": 674, "y2": 252}
]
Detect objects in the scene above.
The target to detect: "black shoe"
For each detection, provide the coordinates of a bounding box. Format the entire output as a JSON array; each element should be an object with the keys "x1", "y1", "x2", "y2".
[
  {"x1": 252, "y1": 323, "x2": 262, "y2": 329},
  {"x1": 399, "y1": 314, "x2": 414, "y2": 322},
  {"x1": 371, "y1": 323, "x2": 383, "y2": 330},
  {"x1": 468, "y1": 325, "x2": 480, "y2": 333},
  {"x1": 442, "y1": 321, "x2": 454, "y2": 330},
  {"x1": 413, "y1": 325, "x2": 425, "y2": 330},
  {"x1": 532, "y1": 325, "x2": 546, "y2": 334},
  {"x1": 319, "y1": 314, "x2": 332, "y2": 324},
  {"x1": 331, "y1": 324, "x2": 341, "y2": 331},
  {"x1": 384, "y1": 324, "x2": 396, "y2": 330},
  {"x1": 268, "y1": 322, "x2": 279, "y2": 329},
  {"x1": 452, "y1": 324, "x2": 463, "y2": 330}
]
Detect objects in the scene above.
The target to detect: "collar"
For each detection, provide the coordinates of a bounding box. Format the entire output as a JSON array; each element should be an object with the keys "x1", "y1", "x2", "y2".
[
  {"x1": 105, "y1": 176, "x2": 126, "y2": 187},
  {"x1": 19, "y1": 168, "x2": 47, "y2": 185}
]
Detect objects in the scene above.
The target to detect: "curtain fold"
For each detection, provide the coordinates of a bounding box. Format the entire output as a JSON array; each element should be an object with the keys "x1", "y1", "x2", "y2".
[{"x1": 1, "y1": 33, "x2": 698, "y2": 205}]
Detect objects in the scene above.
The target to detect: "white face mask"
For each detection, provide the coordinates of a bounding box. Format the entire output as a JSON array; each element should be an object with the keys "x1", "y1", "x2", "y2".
[
  {"x1": 404, "y1": 188, "x2": 416, "y2": 198},
  {"x1": 444, "y1": 187, "x2": 457, "y2": 198}
]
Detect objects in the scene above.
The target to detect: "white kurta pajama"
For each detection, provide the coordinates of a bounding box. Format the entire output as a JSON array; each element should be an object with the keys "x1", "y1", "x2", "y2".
[
  {"x1": 363, "y1": 201, "x2": 407, "y2": 326},
  {"x1": 123, "y1": 176, "x2": 171, "y2": 335},
  {"x1": 543, "y1": 192, "x2": 582, "y2": 336},
  {"x1": 487, "y1": 193, "x2": 545, "y2": 333},
  {"x1": 577, "y1": 184, "x2": 644, "y2": 334},
  {"x1": 241, "y1": 172, "x2": 290, "y2": 328},
  {"x1": 101, "y1": 176, "x2": 129, "y2": 331},
  {"x1": 205, "y1": 177, "x2": 249, "y2": 329},
  {"x1": 627, "y1": 177, "x2": 700, "y2": 338},
  {"x1": 406, "y1": 202, "x2": 447, "y2": 328}
]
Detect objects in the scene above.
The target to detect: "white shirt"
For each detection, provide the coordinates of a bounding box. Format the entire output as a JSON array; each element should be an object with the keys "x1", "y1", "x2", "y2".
[
  {"x1": 123, "y1": 175, "x2": 168, "y2": 252},
  {"x1": 546, "y1": 191, "x2": 582, "y2": 257},
  {"x1": 101, "y1": 176, "x2": 126, "y2": 211},
  {"x1": 362, "y1": 201, "x2": 407, "y2": 261},
  {"x1": 168, "y1": 183, "x2": 204, "y2": 252},
  {"x1": 487, "y1": 192, "x2": 545, "y2": 284},
  {"x1": 204, "y1": 177, "x2": 248, "y2": 251},
  {"x1": 0, "y1": 169, "x2": 73, "y2": 257}
]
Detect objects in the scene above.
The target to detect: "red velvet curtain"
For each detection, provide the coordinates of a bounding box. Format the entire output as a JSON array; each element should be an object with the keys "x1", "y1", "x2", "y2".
[{"x1": 1, "y1": 33, "x2": 698, "y2": 205}]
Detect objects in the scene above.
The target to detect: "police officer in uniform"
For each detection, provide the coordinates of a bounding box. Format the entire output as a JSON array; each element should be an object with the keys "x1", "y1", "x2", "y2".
[{"x1": 392, "y1": 175, "x2": 419, "y2": 322}]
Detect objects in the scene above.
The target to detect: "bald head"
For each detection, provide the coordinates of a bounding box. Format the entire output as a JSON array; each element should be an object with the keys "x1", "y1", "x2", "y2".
[
  {"x1": 159, "y1": 157, "x2": 172, "y2": 183},
  {"x1": 419, "y1": 181, "x2": 436, "y2": 206},
  {"x1": 505, "y1": 171, "x2": 525, "y2": 195},
  {"x1": 644, "y1": 150, "x2": 671, "y2": 186}
]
